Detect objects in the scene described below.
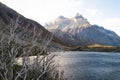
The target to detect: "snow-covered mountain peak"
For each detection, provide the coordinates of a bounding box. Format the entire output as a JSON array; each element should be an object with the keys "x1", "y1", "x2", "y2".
[
  {"x1": 58, "y1": 16, "x2": 67, "y2": 19},
  {"x1": 75, "y1": 13, "x2": 84, "y2": 19},
  {"x1": 55, "y1": 16, "x2": 70, "y2": 25},
  {"x1": 46, "y1": 14, "x2": 91, "y2": 31},
  {"x1": 45, "y1": 14, "x2": 120, "y2": 46},
  {"x1": 71, "y1": 14, "x2": 91, "y2": 28},
  {"x1": 55, "y1": 16, "x2": 68, "y2": 22}
]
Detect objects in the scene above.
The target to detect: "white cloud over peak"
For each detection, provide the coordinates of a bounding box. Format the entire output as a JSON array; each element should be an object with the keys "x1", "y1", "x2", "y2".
[
  {"x1": 85, "y1": 9, "x2": 103, "y2": 18},
  {"x1": 102, "y1": 18, "x2": 120, "y2": 36}
]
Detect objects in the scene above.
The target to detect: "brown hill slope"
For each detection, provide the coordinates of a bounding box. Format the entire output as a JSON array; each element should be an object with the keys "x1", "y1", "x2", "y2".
[{"x1": 0, "y1": 2, "x2": 67, "y2": 51}]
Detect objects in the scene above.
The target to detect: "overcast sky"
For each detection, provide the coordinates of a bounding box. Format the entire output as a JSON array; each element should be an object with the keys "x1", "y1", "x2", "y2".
[{"x1": 1, "y1": 0, "x2": 120, "y2": 36}]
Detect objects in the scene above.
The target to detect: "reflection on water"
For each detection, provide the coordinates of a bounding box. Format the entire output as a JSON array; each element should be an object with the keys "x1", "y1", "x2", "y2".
[{"x1": 55, "y1": 51, "x2": 120, "y2": 80}]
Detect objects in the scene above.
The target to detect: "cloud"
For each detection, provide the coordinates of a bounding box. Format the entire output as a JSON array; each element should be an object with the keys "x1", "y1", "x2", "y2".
[
  {"x1": 83, "y1": 9, "x2": 103, "y2": 26},
  {"x1": 68, "y1": 0, "x2": 88, "y2": 2},
  {"x1": 103, "y1": 18, "x2": 120, "y2": 26},
  {"x1": 68, "y1": 0, "x2": 82, "y2": 2},
  {"x1": 85, "y1": 9, "x2": 103, "y2": 18},
  {"x1": 102, "y1": 18, "x2": 120, "y2": 36}
]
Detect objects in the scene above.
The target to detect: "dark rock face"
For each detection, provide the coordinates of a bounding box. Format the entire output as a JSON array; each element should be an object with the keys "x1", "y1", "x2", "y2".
[
  {"x1": 0, "y1": 2, "x2": 49, "y2": 35},
  {"x1": 45, "y1": 14, "x2": 120, "y2": 46},
  {"x1": 0, "y1": 2, "x2": 52, "y2": 49}
]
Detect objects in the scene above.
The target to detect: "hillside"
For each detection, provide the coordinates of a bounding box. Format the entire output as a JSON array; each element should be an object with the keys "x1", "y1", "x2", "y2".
[{"x1": 0, "y1": 2, "x2": 66, "y2": 51}]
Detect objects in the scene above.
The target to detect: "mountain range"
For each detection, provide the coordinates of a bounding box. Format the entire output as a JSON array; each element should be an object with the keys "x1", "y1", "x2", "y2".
[
  {"x1": 45, "y1": 13, "x2": 120, "y2": 47},
  {"x1": 0, "y1": 2, "x2": 120, "y2": 52}
]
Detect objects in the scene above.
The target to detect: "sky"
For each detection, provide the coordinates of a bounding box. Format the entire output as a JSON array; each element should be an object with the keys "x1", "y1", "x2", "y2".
[{"x1": 1, "y1": 0, "x2": 120, "y2": 36}]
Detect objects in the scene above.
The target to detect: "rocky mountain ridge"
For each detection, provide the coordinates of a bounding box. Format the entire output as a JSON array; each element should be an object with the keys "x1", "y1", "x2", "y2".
[{"x1": 45, "y1": 13, "x2": 120, "y2": 46}]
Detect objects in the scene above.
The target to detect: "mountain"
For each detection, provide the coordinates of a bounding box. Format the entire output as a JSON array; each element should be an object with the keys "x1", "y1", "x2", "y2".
[
  {"x1": 45, "y1": 13, "x2": 120, "y2": 46},
  {"x1": 0, "y1": 2, "x2": 66, "y2": 51}
]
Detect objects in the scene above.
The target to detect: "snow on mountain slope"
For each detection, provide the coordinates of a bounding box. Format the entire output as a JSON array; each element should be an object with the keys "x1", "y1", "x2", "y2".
[{"x1": 45, "y1": 13, "x2": 120, "y2": 46}]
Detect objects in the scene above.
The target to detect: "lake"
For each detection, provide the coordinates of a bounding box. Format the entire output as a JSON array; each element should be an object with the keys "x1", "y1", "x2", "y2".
[{"x1": 55, "y1": 51, "x2": 120, "y2": 80}]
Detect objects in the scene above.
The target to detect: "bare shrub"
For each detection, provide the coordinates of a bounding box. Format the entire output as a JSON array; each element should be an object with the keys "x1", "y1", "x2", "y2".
[{"x1": 0, "y1": 16, "x2": 65, "y2": 80}]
